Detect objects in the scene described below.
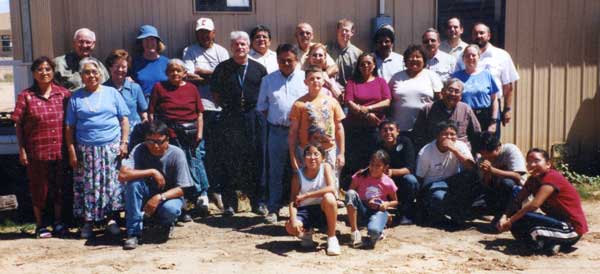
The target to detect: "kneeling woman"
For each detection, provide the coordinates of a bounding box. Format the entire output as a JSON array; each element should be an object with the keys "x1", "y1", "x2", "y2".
[
  {"x1": 285, "y1": 145, "x2": 341, "y2": 256},
  {"x1": 346, "y1": 150, "x2": 398, "y2": 248},
  {"x1": 497, "y1": 148, "x2": 588, "y2": 254}
]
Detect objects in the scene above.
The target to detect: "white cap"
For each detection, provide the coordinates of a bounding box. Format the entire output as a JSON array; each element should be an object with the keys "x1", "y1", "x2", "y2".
[{"x1": 195, "y1": 18, "x2": 215, "y2": 31}]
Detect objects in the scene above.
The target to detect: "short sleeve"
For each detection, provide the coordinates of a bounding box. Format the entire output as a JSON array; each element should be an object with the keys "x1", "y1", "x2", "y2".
[
  {"x1": 256, "y1": 76, "x2": 270, "y2": 112},
  {"x1": 379, "y1": 77, "x2": 391, "y2": 99},
  {"x1": 501, "y1": 53, "x2": 520, "y2": 84},
  {"x1": 456, "y1": 141, "x2": 474, "y2": 161},
  {"x1": 415, "y1": 146, "x2": 429, "y2": 178},
  {"x1": 344, "y1": 80, "x2": 356, "y2": 102},
  {"x1": 65, "y1": 96, "x2": 77, "y2": 126},
  {"x1": 193, "y1": 85, "x2": 204, "y2": 113},
  {"x1": 182, "y1": 46, "x2": 196, "y2": 74},
  {"x1": 430, "y1": 70, "x2": 443, "y2": 93},
  {"x1": 172, "y1": 148, "x2": 193, "y2": 188},
  {"x1": 112, "y1": 87, "x2": 130, "y2": 118},
  {"x1": 12, "y1": 92, "x2": 28, "y2": 124},
  {"x1": 147, "y1": 83, "x2": 161, "y2": 114},
  {"x1": 504, "y1": 144, "x2": 527, "y2": 173},
  {"x1": 332, "y1": 99, "x2": 346, "y2": 122},
  {"x1": 133, "y1": 83, "x2": 148, "y2": 112}
]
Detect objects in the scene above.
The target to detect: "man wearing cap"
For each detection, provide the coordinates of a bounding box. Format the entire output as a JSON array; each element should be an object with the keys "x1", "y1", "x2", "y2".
[
  {"x1": 182, "y1": 18, "x2": 230, "y2": 212},
  {"x1": 373, "y1": 26, "x2": 404, "y2": 83},
  {"x1": 249, "y1": 25, "x2": 278, "y2": 74},
  {"x1": 54, "y1": 28, "x2": 110, "y2": 91},
  {"x1": 132, "y1": 25, "x2": 169, "y2": 98},
  {"x1": 211, "y1": 31, "x2": 268, "y2": 216}
]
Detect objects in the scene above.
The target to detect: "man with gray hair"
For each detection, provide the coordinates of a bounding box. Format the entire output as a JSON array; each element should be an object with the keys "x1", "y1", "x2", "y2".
[
  {"x1": 413, "y1": 78, "x2": 481, "y2": 151},
  {"x1": 211, "y1": 31, "x2": 268, "y2": 216},
  {"x1": 422, "y1": 28, "x2": 456, "y2": 82},
  {"x1": 54, "y1": 28, "x2": 109, "y2": 91}
]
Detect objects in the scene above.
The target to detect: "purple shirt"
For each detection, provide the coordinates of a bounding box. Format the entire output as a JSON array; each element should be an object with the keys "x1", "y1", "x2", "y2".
[{"x1": 344, "y1": 77, "x2": 391, "y2": 127}]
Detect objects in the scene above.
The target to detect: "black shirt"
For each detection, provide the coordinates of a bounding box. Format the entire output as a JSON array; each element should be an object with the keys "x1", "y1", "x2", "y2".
[
  {"x1": 211, "y1": 58, "x2": 267, "y2": 114},
  {"x1": 379, "y1": 135, "x2": 416, "y2": 174}
]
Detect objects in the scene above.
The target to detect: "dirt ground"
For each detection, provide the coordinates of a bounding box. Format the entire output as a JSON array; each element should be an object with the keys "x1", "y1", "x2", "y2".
[{"x1": 1, "y1": 201, "x2": 600, "y2": 274}]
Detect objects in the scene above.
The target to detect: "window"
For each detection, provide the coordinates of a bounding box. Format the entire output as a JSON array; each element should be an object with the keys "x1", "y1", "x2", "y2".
[
  {"x1": 0, "y1": 35, "x2": 10, "y2": 52},
  {"x1": 437, "y1": 0, "x2": 506, "y2": 48},
  {"x1": 194, "y1": 0, "x2": 253, "y2": 13}
]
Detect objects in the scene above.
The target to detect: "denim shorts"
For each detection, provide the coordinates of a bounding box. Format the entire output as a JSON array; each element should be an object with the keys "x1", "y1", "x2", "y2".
[{"x1": 295, "y1": 204, "x2": 326, "y2": 230}]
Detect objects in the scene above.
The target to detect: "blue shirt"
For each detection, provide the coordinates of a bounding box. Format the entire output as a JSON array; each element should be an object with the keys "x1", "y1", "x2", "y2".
[
  {"x1": 452, "y1": 69, "x2": 499, "y2": 109},
  {"x1": 104, "y1": 79, "x2": 148, "y2": 126},
  {"x1": 256, "y1": 69, "x2": 307, "y2": 126},
  {"x1": 132, "y1": 55, "x2": 169, "y2": 96},
  {"x1": 66, "y1": 85, "x2": 130, "y2": 146}
]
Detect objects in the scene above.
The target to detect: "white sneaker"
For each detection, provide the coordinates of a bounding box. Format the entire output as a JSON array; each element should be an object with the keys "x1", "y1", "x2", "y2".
[
  {"x1": 399, "y1": 216, "x2": 414, "y2": 225},
  {"x1": 80, "y1": 223, "x2": 94, "y2": 239},
  {"x1": 106, "y1": 220, "x2": 120, "y2": 235},
  {"x1": 350, "y1": 230, "x2": 362, "y2": 248},
  {"x1": 299, "y1": 229, "x2": 315, "y2": 248},
  {"x1": 326, "y1": 236, "x2": 341, "y2": 256}
]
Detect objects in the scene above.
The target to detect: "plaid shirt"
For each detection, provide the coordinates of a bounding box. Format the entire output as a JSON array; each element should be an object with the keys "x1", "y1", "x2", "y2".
[{"x1": 12, "y1": 84, "x2": 70, "y2": 160}]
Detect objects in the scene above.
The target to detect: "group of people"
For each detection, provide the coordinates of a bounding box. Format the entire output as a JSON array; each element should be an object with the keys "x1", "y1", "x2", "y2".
[{"x1": 13, "y1": 16, "x2": 587, "y2": 255}]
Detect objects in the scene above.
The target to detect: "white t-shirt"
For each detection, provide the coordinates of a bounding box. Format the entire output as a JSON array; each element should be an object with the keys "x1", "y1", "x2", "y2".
[
  {"x1": 182, "y1": 42, "x2": 230, "y2": 111},
  {"x1": 416, "y1": 139, "x2": 473, "y2": 184},
  {"x1": 389, "y1": 69, "x2": 443, "y2": 131}
]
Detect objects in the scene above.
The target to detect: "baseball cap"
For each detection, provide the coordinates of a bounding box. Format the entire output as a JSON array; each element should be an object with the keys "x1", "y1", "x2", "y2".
[{"x1": 195, "y1": 18, "x2": 215, "y2": 31}]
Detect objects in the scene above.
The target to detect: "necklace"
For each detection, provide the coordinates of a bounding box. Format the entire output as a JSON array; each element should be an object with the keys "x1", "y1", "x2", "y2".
[{"x1": 83, "y1": 88, "x2": 103, "y2": 112}]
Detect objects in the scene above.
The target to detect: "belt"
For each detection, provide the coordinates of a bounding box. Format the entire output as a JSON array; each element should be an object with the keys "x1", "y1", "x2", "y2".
[{"x1": 268, "y1": 122, "x2": 289, "y2": 129}]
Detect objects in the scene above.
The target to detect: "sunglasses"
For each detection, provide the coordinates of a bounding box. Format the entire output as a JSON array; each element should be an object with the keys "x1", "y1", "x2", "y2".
[{"x1": 145, "y1": 138, "x2": 168, "y2": 145}]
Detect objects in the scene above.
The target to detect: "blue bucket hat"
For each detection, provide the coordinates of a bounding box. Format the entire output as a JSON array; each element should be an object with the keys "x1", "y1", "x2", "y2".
[{"x1": 137, "y1": 25, "x2": 161, "y2": 41}]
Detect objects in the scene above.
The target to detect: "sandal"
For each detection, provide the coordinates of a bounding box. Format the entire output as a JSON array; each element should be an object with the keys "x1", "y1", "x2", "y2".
[
  {"x1": 53, "y1": 222, "x2": 66, "y2": 238},
  {"x1": 36, "y1": 227, "x2": 52, "y2": 239}
]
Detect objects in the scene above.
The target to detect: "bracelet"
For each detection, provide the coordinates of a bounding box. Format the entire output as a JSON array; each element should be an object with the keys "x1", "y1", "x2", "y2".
[{"x1": 120, "y1": 141, "x2": 129, "y2": 144}]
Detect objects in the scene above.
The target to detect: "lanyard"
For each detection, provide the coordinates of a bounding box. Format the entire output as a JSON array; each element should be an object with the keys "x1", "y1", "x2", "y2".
[{"x1": 237, "y1": 63, "x2": 248, "y2": 88}]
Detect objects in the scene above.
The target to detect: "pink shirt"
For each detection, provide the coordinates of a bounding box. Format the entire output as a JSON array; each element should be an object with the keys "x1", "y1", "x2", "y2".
[{"x1": 351, "y1": 174, "x2": 398, "y2": 201}]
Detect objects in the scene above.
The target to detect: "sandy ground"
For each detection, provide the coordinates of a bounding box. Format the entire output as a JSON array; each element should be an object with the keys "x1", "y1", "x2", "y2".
[{"x1": 1, "y1": 201, "x2": 600, "y2": 274}]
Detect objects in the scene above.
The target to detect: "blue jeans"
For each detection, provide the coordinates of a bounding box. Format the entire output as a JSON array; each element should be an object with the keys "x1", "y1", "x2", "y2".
[
  {"x1": 422, "y1": 180, "x2": 449, "y2": 224},
  {"x1": 345, "y1": 189, "x2": 388, "y2": 240},
  {"x1": 266, "y1": 124, "x2": 291, "y2": 214},
  {"x1": 170, "y1": 137, "x2": 209, "y2": 197},
  {"x1": 396, "y1": 174, "x2": 419, "y2": 218},
  {"x1": 125, "y1": 180, "x2": 184, "y2": 237},
  {"x1": 484, "y1": 177, "x2": 520, "y2": 218}
]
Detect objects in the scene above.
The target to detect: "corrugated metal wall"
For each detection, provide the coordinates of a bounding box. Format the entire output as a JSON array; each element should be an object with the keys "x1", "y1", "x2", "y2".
[{"x1": 10, "y1": 0, "x2": 600, "y2": 157}]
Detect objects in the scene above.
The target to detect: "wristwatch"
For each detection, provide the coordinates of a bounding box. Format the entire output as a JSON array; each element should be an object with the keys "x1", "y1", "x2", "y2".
[{"x1": 159, "y1": 193, "x2": 166, "y2": 201}]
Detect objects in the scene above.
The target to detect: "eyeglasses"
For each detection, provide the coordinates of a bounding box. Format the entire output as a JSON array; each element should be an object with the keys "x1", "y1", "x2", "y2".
[
  {"x1": 82, "y1": 69, "x2": 99, "y2": 76},
  {"x1": 145, "y1": 138, "x2": 168, "y2": 145}
]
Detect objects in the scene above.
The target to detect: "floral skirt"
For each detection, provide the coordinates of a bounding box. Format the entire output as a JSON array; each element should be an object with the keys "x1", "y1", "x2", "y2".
[{"x1": 73, "y1": 141, "x2": 124, "y2": 222}]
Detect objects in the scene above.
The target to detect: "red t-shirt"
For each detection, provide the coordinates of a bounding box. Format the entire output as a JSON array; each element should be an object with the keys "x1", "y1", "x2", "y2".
[
  {"x1": 148, "y1": 81, "x2": 204, "y2": 123},
  {"x1": 524, "y1": 169, "x2": 588, "y2": 235}
]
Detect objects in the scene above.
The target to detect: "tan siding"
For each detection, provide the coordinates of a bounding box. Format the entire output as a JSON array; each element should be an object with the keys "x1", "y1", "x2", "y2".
[
  {"x1": 11, "y1": 0, "x2": 600, "y2": 157},
  {"x1": 9, "y1": 0, "x2": 22, "y2": 60}
]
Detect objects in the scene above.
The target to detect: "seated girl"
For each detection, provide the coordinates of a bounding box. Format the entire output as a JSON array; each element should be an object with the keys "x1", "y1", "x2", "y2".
[
  {"x1": 346, "y1": 150, "x2": 398, "y2": 248},
  {"x1": 285, "y1": 144, "x2": 341, "y2": 256},
  {"x1": 497, "y1": 148, "x2": 588, "y2": 254}
]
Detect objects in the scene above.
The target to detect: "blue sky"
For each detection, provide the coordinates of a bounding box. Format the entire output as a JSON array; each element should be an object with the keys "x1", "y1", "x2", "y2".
[{"x1": 0, "y1": 0, "x2": 8, "y2": 13}]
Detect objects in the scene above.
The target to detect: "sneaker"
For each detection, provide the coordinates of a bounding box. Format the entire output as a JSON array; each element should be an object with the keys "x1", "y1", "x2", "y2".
[
  {"x1": 256, "y1": 203, "x2": 269, "y2": 216},
  {"x1": 326, "y1": 236, "x2": 342, "y2": 256},
  {"x1": 212, "y1": 193, "x2": 224, "y2": 211},
  {"x1": 548, "y1": 244, "x2": 561, "y2": 255},
  {"x1": 179, "y1": 212, "x2": 193, "y2": 223},
  {"x1": 106, "y1": 220, "x2": 121, "y2": 235},
  {"x1": 196, "y1": 195, "x2": 210, "y2": 217},
  {"x1": 35, "y1": 226, "x2": 52, "y2": 239},
  {"x1": 299, "y1": 229, "x2": 315, "y2": 248},
  {"x1": 264, "y1": 213, "x2": 278, "y2": 224},
  {"x1": 123, "y1": 236, "x2": 139, "y2": 250},
  {"x1": 399, "y1": 216, "x2": 414, "y2": 225},
  {"x1": 52, "y1": 222, "x2": 66, "y2": 238},
  {"x1": 223, "y1": 206, "x2": 235, "y2": 217},
  {"x1": 350, "y1": 230, "x2": 362, "y2": 248},
  {"x1": 80, "y1": 223, "x2": 94, "y2": 239}
]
